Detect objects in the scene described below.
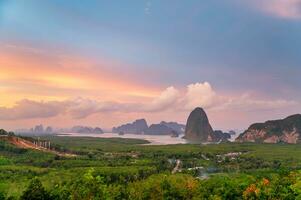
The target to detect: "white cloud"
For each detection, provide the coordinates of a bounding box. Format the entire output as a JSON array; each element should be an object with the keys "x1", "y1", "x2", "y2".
[
  {"x1": 145, "y1": 86, "x2": 179, "y2": 112},
  {"x1": 180, "y1": 82, "x2": 298, "y2": 112},
  {"x1": 182, "y1": 82, "x2": 218, "y2": 110}
]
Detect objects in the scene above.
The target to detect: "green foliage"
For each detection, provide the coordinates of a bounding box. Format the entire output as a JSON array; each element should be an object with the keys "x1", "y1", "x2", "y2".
[
  {"x1": 68, "y1": 168, "x2": 108, "y2": 200},
  {"x1": 198, "y1": 174, "x2": 253, "y2": 200},
  {"x1": 48, "y1": 184, "x2": 71, "y2": 200},
  {"x1": 0, "y1": 156, "x2": 10, "y2": 165},
  {"x1": 2, "y1": 136, "x2": 301, "y2": 199},
  {"x1": 0, "y1": 130, "x2": 7, "y2": 136},
  {"x1": 290, "y1": 171, "x2": 301, "y2": 199},
  {"x1": 128, "y1": 174, "x2": 200, "y2": 200},
  {"x1": 0, "y1": 192, "x2": 5, "y2": 200},
  {"x1": 20, "y1": 178, "x2": 50, "y2": 200},
  {"x1": 0, "y1": 129, "x2": 15, "y2": 136},
  {"x1": 0, "y1": 141, "x2": 27, "y2": 154}
]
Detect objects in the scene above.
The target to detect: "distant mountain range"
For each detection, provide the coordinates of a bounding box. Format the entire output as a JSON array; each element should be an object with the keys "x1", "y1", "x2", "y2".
[
  {"x1": 160, "y1": 121, "x2": 185, "y2": 134},
  {"x1": 112, "y1": 119, "x2": 148, "y2": 134},
  {"x1": 144, "y1": 124, "x2": 175, "y2": 136},
  {"x1": 112, "y1": 119, "x2": 185, "y2": 136},
  {"x1": 70, "y1": 126, "x2": 104, "y2": 134},
  {"x1": 16, "y1": 124, "x2": 55, "y2": 135},
  {"x1": 16, "y1": 125, "x2": 104, "y2": 135},
  {"x1": 12, "y1": 110, "x2": 301, "y2": 144},
  {"x1": 16, "y1": 109, "x2": 301, "y2": 145},
  {"x1": 236, "y1": 114, "x2": 301, "y2": 144}
]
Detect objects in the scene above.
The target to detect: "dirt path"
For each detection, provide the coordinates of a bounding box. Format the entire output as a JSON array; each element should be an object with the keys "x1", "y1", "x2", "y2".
[{"x1": 1, "y1": 136, "x2": 76, "y2": 157}]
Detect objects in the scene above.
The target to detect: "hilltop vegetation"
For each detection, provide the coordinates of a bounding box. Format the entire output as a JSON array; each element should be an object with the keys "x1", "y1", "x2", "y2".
[{"x1": 1, "y1": 133, "x2": 301, "y2": 199}]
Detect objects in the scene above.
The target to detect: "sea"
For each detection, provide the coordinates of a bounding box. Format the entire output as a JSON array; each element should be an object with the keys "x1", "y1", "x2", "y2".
[
  {"x1": 58, "y1": 132, "x2": 240, "y2": 145},
  {"x1": 58, "y1": 132, "x2": 188, "y2": 145}
]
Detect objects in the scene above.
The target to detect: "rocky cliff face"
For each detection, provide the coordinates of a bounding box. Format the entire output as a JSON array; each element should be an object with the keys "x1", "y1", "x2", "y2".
[
  {"x1": 34, "y1": 125, "x2": 44, "y2": 133},
  {"x1": 45, "y1": 126, "x2": 53, "y2": 134},
  {"x1": 160, "y1": 121, "x2": 185, "y2": 134},
  {"x1": 213, "y1": 130, "x2": 231, "y2": 142},
  {"x1": 184, "y1": 107, "x2": 230, "y2": 142},
  {"x1": 112, "y1": 119, "x2": 148, "y2": 134},
  {"x1": 71, "y1": 126, "x2": 103, "y2": 134},
  {"x1": 236, "y1": 114, "x2": 301, "y2": 144},
  {"x1": 184, "y1": 107, "x2": 215, "y2": 142},
  {"x1": 113, "y1": 119, "x2": 184, "y2": 135},
  {"x1": 144, "y1": 124, "x2": 174, "y2": 135}
]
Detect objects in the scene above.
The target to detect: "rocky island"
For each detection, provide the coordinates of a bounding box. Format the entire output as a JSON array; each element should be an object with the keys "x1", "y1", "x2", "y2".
[
  {"x1": 184, "y1": 107, "x2": 230, "y2": 142},
  {"x1": 112, "y1": 119, "x2": 148, "y2": 134}
]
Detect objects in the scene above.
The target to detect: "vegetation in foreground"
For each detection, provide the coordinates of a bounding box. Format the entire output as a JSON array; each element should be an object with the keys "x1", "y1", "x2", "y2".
[{"x1": 1, "y1": 132, "x2": 301, "y2": 199}]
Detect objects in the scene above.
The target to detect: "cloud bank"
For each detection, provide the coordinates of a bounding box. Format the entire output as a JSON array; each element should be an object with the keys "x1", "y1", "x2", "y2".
[
  {"x1": 0, "y1": 82, "x2": 298, "y2": 120},
  {"x1": 0, "y1": 99, "x2": 68, "y2": 120}
]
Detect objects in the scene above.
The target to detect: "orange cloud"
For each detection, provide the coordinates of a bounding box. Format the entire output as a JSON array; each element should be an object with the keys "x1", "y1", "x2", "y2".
[{"x1": 0, "y1": 43, "x2": 160, "y2": 107}]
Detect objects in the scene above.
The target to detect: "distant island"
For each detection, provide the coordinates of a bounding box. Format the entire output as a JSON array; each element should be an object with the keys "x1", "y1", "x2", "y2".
[
  {"x1": 16, "y1": 125, "x2": 104, "y2": 135},
  {"x1": 112, "y1": 119, "x2": 185, "y2": 137},
  {"x1": 16, "y1": 124, "x2": 55, "y2": 135},
  {"x1": 70, "y1": 126, "x2": 104, "y2": 134},
  {"x1": 184, "y1": 107, "x2": 231, "y2": 143},
  {"x1": 112, "y1": 119, "x2": 148, "y2": 134},
  {"x1": 12, "y1": 109, "x2": 301, "y2": 145}
]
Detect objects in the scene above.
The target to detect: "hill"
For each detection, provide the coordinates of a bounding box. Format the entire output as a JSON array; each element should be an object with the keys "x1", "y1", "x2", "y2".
[{"x1": 236, "y1": 114, "x2": 301, "y2": 143}]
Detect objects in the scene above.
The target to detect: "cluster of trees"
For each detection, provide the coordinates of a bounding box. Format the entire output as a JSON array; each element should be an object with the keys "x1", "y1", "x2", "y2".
[
  {"x1": 0, "y1": 129, "x2": 14, "y2": 136},
  {"x1": 2, "y1": 134, "x2": 301, "y2": 199},
  {"x1": 2, "y1": 169, "x2": 301, "y2": 200}
]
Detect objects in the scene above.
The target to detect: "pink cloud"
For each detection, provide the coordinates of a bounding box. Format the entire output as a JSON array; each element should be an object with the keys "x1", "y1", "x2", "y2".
[
  {"x1": 250, "y1": 0, "x2": 301, "y2": 19},
  {"x1": 0, "y1": 99, "x2": 68, "y2": 120}
]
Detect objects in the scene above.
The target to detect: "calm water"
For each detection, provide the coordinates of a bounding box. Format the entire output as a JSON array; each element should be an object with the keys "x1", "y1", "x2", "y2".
[
  {"x1": 58, "y1": 132, "x2": 188, "y2": 145},
  {"x1": 58, "y1": 132, "x2": 239, "y2": 145}
]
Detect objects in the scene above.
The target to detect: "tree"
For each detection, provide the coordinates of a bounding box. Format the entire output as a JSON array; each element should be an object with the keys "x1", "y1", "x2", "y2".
[
  {"x1": 0, "y1": 129, "x2": 7, "y2": 135},
  {"x1": 20, "y1": 178, "x2": 50, "y2": 200},
  {"x1": 70, "y1": 168, "x2": 108, "y2": 200},
  {"x1": 7, "y1": 131, "x2": 15, "y2": 136},
  {"x1": 49, "y1": 184, "x2": 71, "y2": 200},
  {"x1": 0, "y1": 192, "x2": 5, "y2": 200}
]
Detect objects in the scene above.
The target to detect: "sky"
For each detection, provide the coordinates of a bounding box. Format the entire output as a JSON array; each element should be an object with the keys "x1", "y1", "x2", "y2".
[{"x1": 0, "y1": 0, "x2": 301, "y2": 131}]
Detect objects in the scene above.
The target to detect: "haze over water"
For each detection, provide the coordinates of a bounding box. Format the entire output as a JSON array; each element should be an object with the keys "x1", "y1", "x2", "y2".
[
  {"x1": 59, "y1": 132, "x2": 188, "y2": 145},
  {"x1": 58, "y1": 132, "x2": 239, "y2": 145}
]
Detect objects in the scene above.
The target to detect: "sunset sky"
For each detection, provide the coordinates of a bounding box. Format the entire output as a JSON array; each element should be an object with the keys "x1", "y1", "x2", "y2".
[{"x1": 0, "y1": 0, "x2": 301, "y2": 131}]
